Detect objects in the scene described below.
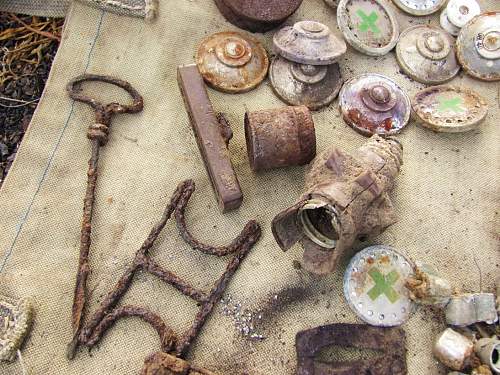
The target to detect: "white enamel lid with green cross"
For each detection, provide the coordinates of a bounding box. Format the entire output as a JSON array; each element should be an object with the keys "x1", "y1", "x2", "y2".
[
  {"x1": 343, "y1": 245, "x2": 415, "y2": 327},
  {"x1": 337, "y1": 0, "x2": 399, "y2": 56},
  {"x1": 412, "y1": 85, "x2": 488, "y2": 133}
]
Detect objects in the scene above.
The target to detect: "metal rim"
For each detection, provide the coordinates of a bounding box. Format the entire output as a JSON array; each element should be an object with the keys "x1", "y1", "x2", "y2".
[
  {"x1": 298, "y1": 199, "x2": 340, "y2": 249},
  {"x1": 392, "y1": 0, "x2": 446, "y2": 16}
]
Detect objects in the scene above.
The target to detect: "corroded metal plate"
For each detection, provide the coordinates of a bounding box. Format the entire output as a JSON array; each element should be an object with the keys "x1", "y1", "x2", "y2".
[
  {"x1": 412, "y1": 85, "x2": 488, "y2": 133},
  {"x1": 392, "y1": 0, "x2": 446, "y2": 16},
  {"x1": 440, "y1": 8, "x2": 461, "y2": 36},
  {"x1": 344, "y1": 245, "x2": 415, "y2": 327},
  {"x1": 269, "y1": 56, "x2": 343, "y2": 110},
  {"x1": 339, "y1": 73, "x2": 411, "y2": 136},
  {"x1": 446, "y1": 0, "x2": 480, "y2": 28},
  {"x1": 196, "y1": 31, "x2": 269, "y2": 93},
  {"x1": 396, "y1": 25, "x2": 459, "y2": 84},
  {"x1": 273, "y1": 21, "x2": 347, "y2": 65},
  {"x1": 456, "y1": 12, "x2": 500, "y2": 82},
  {"x1": 337, "y1": 0, "x2": 399, "y2": 56}
]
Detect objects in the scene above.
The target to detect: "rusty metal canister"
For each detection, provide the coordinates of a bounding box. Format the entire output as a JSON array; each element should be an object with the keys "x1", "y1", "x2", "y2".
[
  {"x1": 433, "y1": 328, "x2": 474, "y2": 371},
  {"x1": 245, "y1": 106, "x2": 316, "y2": 171}
]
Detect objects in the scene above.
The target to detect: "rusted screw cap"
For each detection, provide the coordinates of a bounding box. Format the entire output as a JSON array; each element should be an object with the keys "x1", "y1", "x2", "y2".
[{"x1": 244, "y1": 106, "x2": 316, "y2": 171}]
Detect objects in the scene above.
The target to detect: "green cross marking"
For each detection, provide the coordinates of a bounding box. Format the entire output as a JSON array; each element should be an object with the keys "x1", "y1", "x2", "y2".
[
  {"x1": 356, "y1": 10, "x2": 380, "y2": 34},
  {"x1": 367, "y1": 268, "x2": 400, "y2": 303},
  {"x1": 437, "y1": 97, "x2": 464, "y2": 113}
]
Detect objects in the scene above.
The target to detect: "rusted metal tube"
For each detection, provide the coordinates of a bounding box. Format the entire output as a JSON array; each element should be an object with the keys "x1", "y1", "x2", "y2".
[{"x1": 244, "y1": 106, "x2": 316, "y2": 171}]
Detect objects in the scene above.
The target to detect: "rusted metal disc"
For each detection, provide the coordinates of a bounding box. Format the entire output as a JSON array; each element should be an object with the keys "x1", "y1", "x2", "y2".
[
  {"x1": 273, "y1": 21, "x2": 347, "y2": 65},
  {"x1": 456, "y1": 12, "x2": 500, "y2": 82},
  {"x1": 344, "y1": 245, "x2": 415, "y2": 327},
  {"x1": 412, "y1": 85, "x2": 488, "y2": 133},
  {"x1": 269, "y1": 56, "x2": 343, "y2": 110},
  {"x1": 440, "y1": 8, "x2": 461, "y2": 36},
  {"x1": 196, "y1": 31, "x2": 269, "y2": 93},
  {"x1": 446, "y1": 0, "x2": 480, "y2": 28},
  {"x1": 396, "y1": 25, "x2": 459, "y2": 84},
  {"x1": 392, "y1": 0, "x2": 446, "y2": 16},
  {"x1": 339, "y1": 73, "x2": 411, "y2": 137},
  {"x1": 213, "y1": 0, "x2": 303, "y2": 33},
  {"x1": 337, "y1": 0, "x2": 399, "y2": 56}
]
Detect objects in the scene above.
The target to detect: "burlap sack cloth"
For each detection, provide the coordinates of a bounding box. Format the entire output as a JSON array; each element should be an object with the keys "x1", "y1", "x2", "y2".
[{"x1": 0, "y1": 0, "x2": 498, "y2": 373}]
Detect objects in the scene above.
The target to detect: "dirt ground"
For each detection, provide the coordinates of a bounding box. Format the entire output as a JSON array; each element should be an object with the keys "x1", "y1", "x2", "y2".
[{"x1": 0, "y1": 13, "x2": 63, "y2": 187}]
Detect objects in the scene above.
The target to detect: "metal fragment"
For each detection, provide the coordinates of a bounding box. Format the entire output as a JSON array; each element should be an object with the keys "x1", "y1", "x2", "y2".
[
  {"x1": 440, "y1": 8, "x2": 461, "y2": 36},
  {"x1": 67, "y1": 74, "x2": 144, "y2": 352},
  {"x1": 337, "y1": 0, "x2": 399, "y2": 56},
  {"x1": 213, "y1": 0, "x2": 303, "y2": 33},
  {"x1": 434, "y1": 328, "x2": 474, "y2": 371},
  {"x1": 446, "y1": 293, "x2": 498, "y2": 327},
  {"x1": 396, "y1": 25, "x2": 459, "y2": 84},
  {"x1": 0, "y1": 297, "x2": 34, "y2": 362},
  {"x1": 456, "y1": 12, "x2": 500, "y2": 82},
  {"x1": 244, "y1": 105, "x2": 316, "y2": 171},
  {"x1": 344, "y1": 245, "x2": 415, "y2": 327},
  {"x1": 269, "y1": 56, "x2": 343, "y2": 110},
  {"x1": 296, "y1": 323, "x2": 407, "y2": 375},
  {"x1": 141, "y1": 351, "x2": 219, "y2": 375},
  {"x1": 272, "y1": 135, "x2": 403, "y2": 275},
  {"x1": 405, "y1": 262, "x2": 452, "y2": 306},
  {"x1": 392, "y1": 0, "x2": 446, "y2": 16},
  {"x1": 339, "y1": 73, "x2": 411, "y2": 137},
  {"x1": 474, "y1": 338, "x2": 500, "y2": 374},
  {"x1": 273, "y1": 20, "x2": 347, "y2": 65},
  {"x1": 446, "y1": 0, "x2": 480, "y2": 28},
  {"x1": 178, "y1": 64, "x2": 243, "y2": 212},
  {"x1": 412, "y1": 85, "x2": 488, "y2": 133},
  {"x1": 195, "y1": 31, "x2": 269, "y2": 93}
]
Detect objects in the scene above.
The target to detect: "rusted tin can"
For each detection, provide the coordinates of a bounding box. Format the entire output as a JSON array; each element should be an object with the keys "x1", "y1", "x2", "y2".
[
  {"x1": 392, "y1": 0, "x2": 445, "y2": 16},
  {"x1": 196, "y1": 31, "x2": 269, "y2": 93},
  {"x1": 245, "y1": 106, "x2": 316, "y2": 171},
  {"x1": 213, "y1": 0, "x2": 303, "y2": 33},
  {"x1": 434, "y1": 328, "x2": 474, "y2": 371}
]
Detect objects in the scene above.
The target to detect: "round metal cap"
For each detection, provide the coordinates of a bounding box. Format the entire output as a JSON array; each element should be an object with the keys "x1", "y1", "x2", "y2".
[
  {"x1": 337, "y1": 0, "x2": 399, "y2": 56},
  {"x1": 446, "y1": 0, "x2": 480, "y2": 28},
  {"x1": 412, "y1": 85, "x2": 488, "y2": 133},
  {"x1": 392, "y1": 0, "x2": 446, "y2": 16},
  {"x1": 196, "y1": 31, "x2": 269, "y2": 93},
  {"x1": 339, "y1": 73, "x2": 411, "y2": 136},
  {"x1": 396, "y1": 25, "x2": 459, "y2": 84},
  {"x1": 440, "y1": 8, "x2": 461, "y2": 36},
  {"x1": 456, "y1": 12, "x2": 500, "y2": 81},
  {"x1": 270, "y1": 56, "x2": 343, "y2": 110},
  {"x1": 273, "y1": 21, "x2": 347, "y2": 65},
  {"x1": 344, "y1": 245, "x2": 415, "y2": 327}
]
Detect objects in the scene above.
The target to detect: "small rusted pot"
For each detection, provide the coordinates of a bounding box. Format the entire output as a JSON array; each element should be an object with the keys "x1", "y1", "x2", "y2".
[{"x1": 245, "y1": 106, "x2": 316, "y2": 171}]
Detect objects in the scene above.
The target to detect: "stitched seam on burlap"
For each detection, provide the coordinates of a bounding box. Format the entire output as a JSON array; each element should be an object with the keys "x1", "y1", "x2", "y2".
[{"x1": 0, "y1": 9, "x2": 106, "y2": 274}]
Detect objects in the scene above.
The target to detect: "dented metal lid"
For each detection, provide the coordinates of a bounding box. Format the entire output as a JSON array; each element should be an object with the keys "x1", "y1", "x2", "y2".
[
  {"x1": 337, "y1": 0, "x2": 399, "y2": 56},
  {"x1": 339, "y1": 73, "x2": 411, "y2": 136},
  {"x1": 456, "y1": 12, "x2": 500, "y2": 82},
  {"x1": 396, "y1": 25, "x2": 459, "y2": 84},
  {"x1": 446, "y1": 0, "x2": 480, "y2": 28},
  {"x1": 273, "y1": 21, "x2": 347, "y2": 65},
  {"x1": 412, "y1": 85, "x2": 488, "y2": 133},
  {"x1": 196, "y1": 31, "x2": 269, "y2": 93},
  {"x1": 344, "y1": 245, "x2": 415, "y2": 327},
  {"x1": 269, "y1": 56, "x2": 343, "y2": 110},
  {"x1": 392, "y1": 0, "x2": 445, "y2": 16},
  {"x1": 440, "y1": 8, "x2": 461, "y2": 36}
]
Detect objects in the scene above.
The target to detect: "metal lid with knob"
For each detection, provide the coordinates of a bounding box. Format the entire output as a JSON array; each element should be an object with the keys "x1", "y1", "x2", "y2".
[
  {"x1": 456, "y1": 12, "x2": 500, "y2": 81},
  {"x1": 412, "y1": 85, "x2": 488, "y2": 133},
  {"x1": 269, "y1": 56, "x2": 343, "y2": 110},
  {"x1": 196, "y1": 31, "x2": 269, "y2": 93},
  {"x1": 343, "y1": 245, "x2": 415, "y2": 327},
  {"x1": 273, "y1": 21, "x2": 347, "y2": 65},
  {"x1": 339, "y1": 74, "x2": 411, "y2": 136},
  {"x1": 337, "y1": 0, "x2": 399, "y2": 56},
  {"x1": 396, "y1": 25, "x2": 459, "y2": 84},
  {"x1": 392, "y1": 0, "x2": 446, "y2": 16}
]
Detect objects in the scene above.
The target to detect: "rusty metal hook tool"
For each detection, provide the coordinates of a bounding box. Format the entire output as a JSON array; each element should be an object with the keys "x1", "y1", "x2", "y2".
[{"x1": 66, "y1": 74, "x2": 143, "y2": 357}]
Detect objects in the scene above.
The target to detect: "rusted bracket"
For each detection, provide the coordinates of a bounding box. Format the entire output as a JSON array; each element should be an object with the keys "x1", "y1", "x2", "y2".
[{"x1": 295, "y1": 323, "x2": 407, "y2": 375}]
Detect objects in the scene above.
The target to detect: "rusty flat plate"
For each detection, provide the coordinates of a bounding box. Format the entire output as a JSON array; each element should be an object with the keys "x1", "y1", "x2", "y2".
[
  {"x1": 456, "y1": 12, "x2": 500, "y2": 82},
  {"x1": 412, "y1": 85, "x2": 488, "y2": 133},
  {"x1": 396, "y1": 25, "x2": 459, "y2": 85},
  {"x1": 270, "y1": 56, "x2": 343, "y2": 110},
  {"x1": 196, "y1": 31, "x2": 269, "y2": 93},
  {"x1": 337, "y1": 0, "x2": 399, "y2": 56},
  {"x1": 392, "y1": 0, "x2": 446, "y2": 16},
  {"x1": 339, "y1": 73, "x2": 411, "y2": 137}
]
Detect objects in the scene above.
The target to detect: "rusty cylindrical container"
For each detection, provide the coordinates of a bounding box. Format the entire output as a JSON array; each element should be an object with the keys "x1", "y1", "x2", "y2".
[{"x1": 245, "y1": 106, "x2": 316, "y2": 171}]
